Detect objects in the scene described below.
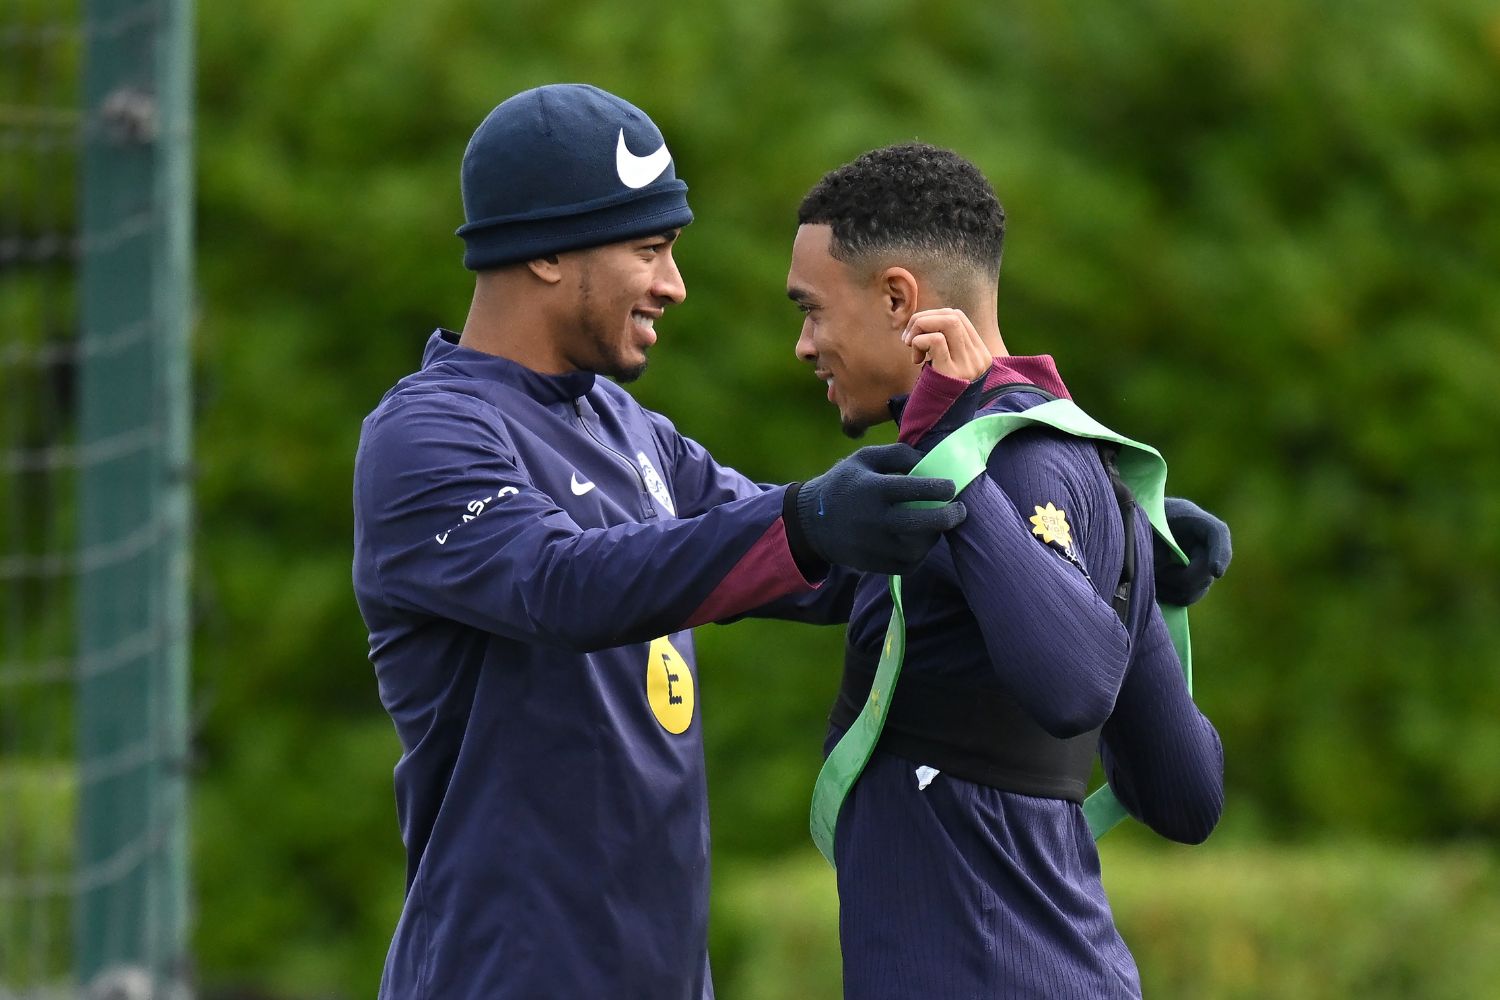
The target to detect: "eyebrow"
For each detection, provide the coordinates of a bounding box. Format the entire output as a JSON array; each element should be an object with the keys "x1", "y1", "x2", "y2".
[{"x1": 786, "y1": 286, "x2": 814, "y2": 304}]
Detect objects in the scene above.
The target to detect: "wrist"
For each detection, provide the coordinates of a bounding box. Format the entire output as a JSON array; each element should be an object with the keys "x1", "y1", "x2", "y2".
[{"x1": 783, "y1": 482, "x2": 829, "y2": 578}]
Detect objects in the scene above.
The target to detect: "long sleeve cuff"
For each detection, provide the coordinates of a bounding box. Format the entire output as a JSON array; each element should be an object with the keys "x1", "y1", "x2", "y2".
[
  {"x1": 781, "y1": 482, "x2": 829, "y2": 581},
  {"x1": 898, "y1": 365, "x2": 975, "y2": 447}
]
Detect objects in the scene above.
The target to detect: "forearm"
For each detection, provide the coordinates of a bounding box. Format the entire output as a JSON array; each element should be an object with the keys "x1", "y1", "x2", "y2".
[
  {"x1": 1100, "y1": 611, "x2": 1224, "y2": 843},
  {"x1": 370, "y1": 479, "x2": 814, "y2": 651},
  {"x1": 739, "y1": 561, "x2": 857, "y2": 625}
]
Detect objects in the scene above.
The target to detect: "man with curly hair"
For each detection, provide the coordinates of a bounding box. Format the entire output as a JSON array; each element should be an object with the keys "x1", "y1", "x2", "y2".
[{"x1": 787, "y1": 143, "x2": 1228, "y2": 998}]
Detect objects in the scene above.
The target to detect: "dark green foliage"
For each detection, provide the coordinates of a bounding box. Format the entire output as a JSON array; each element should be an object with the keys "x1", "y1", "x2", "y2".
[{"x1": 189, "y1": 0, "x2": 1500, "y2": 993}]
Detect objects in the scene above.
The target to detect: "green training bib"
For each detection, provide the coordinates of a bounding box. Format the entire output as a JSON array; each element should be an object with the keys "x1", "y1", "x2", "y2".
[{"x1": 809, "y1": 398, "x2": 1193, "y2": 866}]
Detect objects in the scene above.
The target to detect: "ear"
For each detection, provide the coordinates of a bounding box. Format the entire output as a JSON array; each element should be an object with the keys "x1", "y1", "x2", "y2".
[
  {"x1": 877, "y1": 266, "x2": 919, "y2": 331},
  {"x1": 526, "y1": 254, "x2": 564, "y2": 284}
]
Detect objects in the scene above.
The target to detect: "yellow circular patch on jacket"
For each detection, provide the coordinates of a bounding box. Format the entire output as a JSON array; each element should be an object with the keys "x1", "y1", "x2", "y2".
[{"x1": 647, "y1": 636, "x2": 695, "y2": 734}]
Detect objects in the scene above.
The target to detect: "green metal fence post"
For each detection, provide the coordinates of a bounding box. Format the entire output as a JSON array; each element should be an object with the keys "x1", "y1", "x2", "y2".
[
  {"x1": 75, "y1": 0, "x2": 193, "y2": 990},
  {"x1": 157, "y1": 0, "x2": 195, "y2": 989}
]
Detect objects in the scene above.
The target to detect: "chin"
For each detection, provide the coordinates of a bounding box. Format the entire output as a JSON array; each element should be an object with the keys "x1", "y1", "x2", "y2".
[
  {"x1": 603, "y1": 345, "x2": 650, "y2": 383},
  {"x1": 612, "y1": 360, "x2": 649, "y2": 384},
  {"x1": 838, "y1": 399, "x2": 887, "y2": 440}
]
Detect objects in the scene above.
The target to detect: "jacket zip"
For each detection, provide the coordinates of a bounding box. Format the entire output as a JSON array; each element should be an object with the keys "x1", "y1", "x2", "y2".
[{"x1": 573, "y1": 399, "x2": 658, "y2": 519}]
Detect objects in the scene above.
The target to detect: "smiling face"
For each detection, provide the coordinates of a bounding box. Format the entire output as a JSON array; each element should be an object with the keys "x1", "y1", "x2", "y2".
[
  {"x1": 562, "y1": 230, "x2": 686, "y2": 382},
  {"x1": 787, "y1": 224, "x2": 916, "y2": 437}
]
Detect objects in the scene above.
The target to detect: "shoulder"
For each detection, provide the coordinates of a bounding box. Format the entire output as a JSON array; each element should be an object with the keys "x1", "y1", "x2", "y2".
[
  {"x1": 980, "y1": 388, "x2": 1099, "y2": 477},
  {"x1": 360, "y1": 378, "x2": 517, "y2": 466},
  {"x1": 976, "y1": 383, "x2": 1058, "y2": 416},
  {"x1": 980, "y1": 393, "x2": 1115, "y2": 535}
]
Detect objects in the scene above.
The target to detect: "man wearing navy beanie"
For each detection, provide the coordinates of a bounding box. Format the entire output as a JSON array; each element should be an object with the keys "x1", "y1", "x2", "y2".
[
  {"x1": 457, "y1": 84, "x2": 695, "y2": 272},
  {"x1": 352, "y1": 84, "x2": 970, "y2": 998}
]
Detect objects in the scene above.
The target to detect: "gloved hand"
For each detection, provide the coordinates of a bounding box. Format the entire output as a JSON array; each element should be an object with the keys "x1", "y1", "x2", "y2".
[
  {"x1": 792, "y1": 443, "x2": 967, "y2": 575},
  {"x1": 1154, "y1": 496, "x2": 1232, "y2": 606}
]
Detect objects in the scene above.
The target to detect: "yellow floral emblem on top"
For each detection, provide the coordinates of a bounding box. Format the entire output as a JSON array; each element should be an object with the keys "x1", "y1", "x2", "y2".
[{"x1": 1029, "y1": 502, "x2": 1073, "y2": 553}]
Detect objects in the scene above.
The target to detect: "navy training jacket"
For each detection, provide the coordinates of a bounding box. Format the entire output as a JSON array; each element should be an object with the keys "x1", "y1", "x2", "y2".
[
  {"x1": 832, "y1": 359, "x2": 1224, "y2": 998},
  {"x1": 353, "y1": 331, "x2": 848, "y2": 999}
]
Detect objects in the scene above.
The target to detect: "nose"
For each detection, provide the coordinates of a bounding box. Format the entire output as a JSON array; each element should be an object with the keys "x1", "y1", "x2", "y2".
[
  {"x1": 795, "y1": 319, "x2": 816, "y2": 364},
  {"x1": 652, "y1": 248, "x2": 686, "y2": 305}
]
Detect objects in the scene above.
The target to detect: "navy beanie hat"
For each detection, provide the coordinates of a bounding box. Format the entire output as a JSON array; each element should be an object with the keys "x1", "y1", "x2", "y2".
[{"x1": 457, "y1": 84, "x2": 694, "y2": 270}]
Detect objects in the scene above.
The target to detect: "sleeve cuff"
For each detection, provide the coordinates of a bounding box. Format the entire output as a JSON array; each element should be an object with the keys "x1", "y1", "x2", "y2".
[
  {"x1": 898, "y1": 365, "x2": 983, "y2": 447},
  {"x1": 782, "y1": 482, "x2": 829, "y2": 581}
]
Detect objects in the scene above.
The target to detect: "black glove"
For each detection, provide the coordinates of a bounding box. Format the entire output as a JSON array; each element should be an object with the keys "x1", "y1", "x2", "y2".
[
  {"x1": 787, "y1": 443, "x2": 967, "y2": 575},
  {"x1": 1154, "y1": 496, "x2": 1232, "y2": 606}
]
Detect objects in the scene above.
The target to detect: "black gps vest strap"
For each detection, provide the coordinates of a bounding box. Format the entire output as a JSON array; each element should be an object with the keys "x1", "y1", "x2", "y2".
[
  {"x1": 1099, "y1": 443, "x2": 1138, "y2": 620},
  {"x1": 829, "y1": 647, "x2": 1098, "y2": 801},
  {"x1": 976, "y1": 381, "x2": 1058, "y2": 407}
]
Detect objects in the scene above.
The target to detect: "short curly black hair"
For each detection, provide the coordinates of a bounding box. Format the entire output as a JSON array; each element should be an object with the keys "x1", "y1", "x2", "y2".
[{"x1": 797, "y1": 143, "x2": 1005, "y2": 279}]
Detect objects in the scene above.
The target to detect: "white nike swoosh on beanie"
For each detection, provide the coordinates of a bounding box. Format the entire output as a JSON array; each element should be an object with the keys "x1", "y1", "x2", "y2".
[{"x1": 615, "y1": 130, "x2": 672, "y2": 189}]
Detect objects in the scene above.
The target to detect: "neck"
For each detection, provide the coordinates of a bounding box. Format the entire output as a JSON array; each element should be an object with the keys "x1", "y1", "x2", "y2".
[
  {"x1": 971, "y1": 308, "x2": 1008, "y2": 359},
  {"x1": 459, "y1": 272, "x2": 570, "y2": 373},
  {"x1": 918, "y1": 283, "x2": 1009, "y2": 358}
]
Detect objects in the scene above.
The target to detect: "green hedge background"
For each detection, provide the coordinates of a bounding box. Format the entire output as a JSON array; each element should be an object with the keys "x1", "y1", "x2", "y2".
[{"x1": 180, "y1": 1, "x2": 1500, "y2": 995}]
